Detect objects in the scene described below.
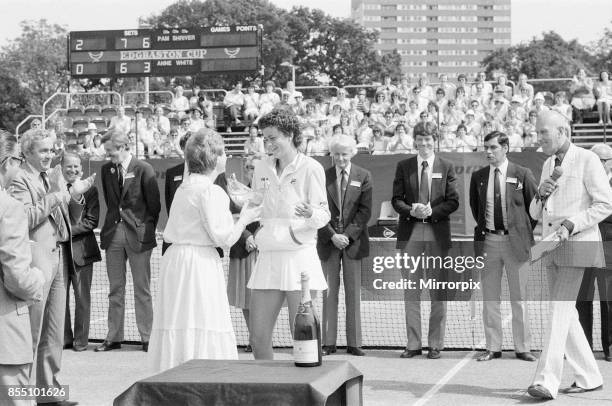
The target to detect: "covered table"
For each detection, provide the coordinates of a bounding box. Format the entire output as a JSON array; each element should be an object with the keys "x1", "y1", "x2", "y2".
[{"x1": 114, "y1": 359, "x2": 363, "y2": 406}]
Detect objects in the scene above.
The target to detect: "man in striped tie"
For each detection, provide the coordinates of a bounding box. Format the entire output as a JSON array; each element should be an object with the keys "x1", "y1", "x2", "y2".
[
  {"x1": 392, "y1": 121, "x2": 459, "y2": 360},
  {"x1": 10, "y1": 128, "x2": 94, "y2": 405}
]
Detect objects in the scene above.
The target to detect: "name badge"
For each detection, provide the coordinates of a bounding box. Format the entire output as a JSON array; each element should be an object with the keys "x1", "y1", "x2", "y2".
[
  {"x1": 173, "y1": 175, "x2": 183, "y2": 182},
  {"x1": 350, "y1": 180, "x2": 361, "y2": 187},
  {"x1": 432, "y1": 173, "x2": 442, "y2": 179},
  {"x1": 124, "y1": 173, "x2": 135, "y2": 179},
  {"x1": 506, "y1": 177, "x2": 517, "y2": 184}
]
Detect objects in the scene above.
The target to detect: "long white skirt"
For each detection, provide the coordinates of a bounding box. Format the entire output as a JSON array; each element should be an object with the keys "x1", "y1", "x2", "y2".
[{"x1": 148, "y1": 244, "x2": 238, "y2": 373}]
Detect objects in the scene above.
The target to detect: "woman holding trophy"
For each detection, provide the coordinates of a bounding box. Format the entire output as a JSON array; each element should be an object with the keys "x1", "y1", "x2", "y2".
[{"x1": 247, "y1": 108, "x2": 330, "y2": 360}]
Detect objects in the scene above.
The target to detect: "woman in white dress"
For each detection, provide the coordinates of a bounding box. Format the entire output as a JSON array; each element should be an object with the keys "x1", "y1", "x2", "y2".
[
  {"x1": 149, "y1": 128, "x2": 261, "y2": 373},
  {"x1": 248, "y1": 108, "x2": 330, "y2": 360}
]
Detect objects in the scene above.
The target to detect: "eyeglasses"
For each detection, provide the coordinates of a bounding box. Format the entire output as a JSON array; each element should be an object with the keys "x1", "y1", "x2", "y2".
[{"x1": 0, "y1": 155, "x2": 23, "y2": 166}]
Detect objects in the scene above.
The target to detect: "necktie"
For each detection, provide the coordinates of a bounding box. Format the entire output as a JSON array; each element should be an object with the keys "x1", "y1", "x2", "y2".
[
  {"x1": 41, "y1": 172, "x2": 70, "y2": 241},
  {"x1": 494, "y1": 168, "x2": 504, "y2": 230},
  {"x1": 117, "y1": 163, "x2": 124, "y2": 193},
  {"x1": 339, "y1": 169, "x2": 347, "y2": 214},
  {"x1": 40, "y1": 171, "x2": 50, "y2": 192},
  {"x1": 419, "y1": 161, "x2": 429, "y2": 204},
  {"x1": 554, "y1": 156, "x2": 562, "y2": 168}
]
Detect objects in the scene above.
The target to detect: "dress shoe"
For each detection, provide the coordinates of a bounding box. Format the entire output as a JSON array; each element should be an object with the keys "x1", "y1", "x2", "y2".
[
  {"x1": 427, "y1": 348, "x2": 441, "y2": 359},
  {"x1": 322, "y1": 345, "x2": 337, "y2": 356},
  {"x1": 72, "y1": 345, "x2": 87, "y2": 352},
  {"x1": 477, "y1": 350, "x2": 502, "y2": 361},
  {"x1": 527, "y1": 384, "x2": 553, "y2": 400},
  {"x1": 244, "y1": 344, "x2": 253, "y2": 353},
  {"x1": 347, "y1": 346, "x2": 365, "y2": 356},
  {"x1": 605, "y1": 354, "x2": 611, "y2": 362},
  {"x1": 515, "y1": 352, "x2": 537, "y2": 362},
  {"x1": 94, "y1": 341, "x2": 121, "y2": 352},
  {"x1": 559, "y1": 382, "x2": 603, "y2": 394},
  {"x1": 142, "y1": 342, "x2": 149, "y2": 352},
  {"x1": 400, "y1": 349, "x2": 422, "y2": 358},
  {"x1": 63, "y1": 343, "x2": 73, "y2": 350}
]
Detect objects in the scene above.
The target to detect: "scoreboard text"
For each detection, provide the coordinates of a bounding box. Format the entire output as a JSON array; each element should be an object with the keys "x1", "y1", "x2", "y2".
[{"x1": 68, "y1": 25, "x2": 262, "y2": 78}]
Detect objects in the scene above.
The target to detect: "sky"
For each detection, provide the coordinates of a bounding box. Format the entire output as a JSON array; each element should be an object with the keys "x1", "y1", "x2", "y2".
[{"x1": 0, "y1": 0, "x2": 610, "y2": 46}]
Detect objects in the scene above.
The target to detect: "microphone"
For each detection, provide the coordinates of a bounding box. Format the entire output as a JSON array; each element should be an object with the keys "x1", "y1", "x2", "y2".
[{"x1": 542, "y1": 166, "x2": 563, "y2": 203}]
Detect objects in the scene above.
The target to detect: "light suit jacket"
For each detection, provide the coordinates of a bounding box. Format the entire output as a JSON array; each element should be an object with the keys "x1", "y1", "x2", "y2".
[
  {"x1": 0, "y1": 190, "x2": 45, "y2": 365},
  {"x1": 529, "y1": 143, "x2": 612, "y2": 267}
]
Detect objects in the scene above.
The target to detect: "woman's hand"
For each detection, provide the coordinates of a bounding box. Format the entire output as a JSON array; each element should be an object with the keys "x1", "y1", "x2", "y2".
[{"x1": 295, "y1": 202, "x2": 313, "y2": 218}]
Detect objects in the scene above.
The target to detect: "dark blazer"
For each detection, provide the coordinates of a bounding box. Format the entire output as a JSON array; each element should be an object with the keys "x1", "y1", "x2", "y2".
[
  {"x1": 600, "y1": 178, "x2": 612, "y2": 263},
  {"x1": 68, "y1": 186, "x2": 102, "y2": 267},
  {"x1": 392, "y1": 155, "x2": 459, "y2": 250},
  {"x1": 317, "y1": 164, "x2": 372, "y2": 260},
  {"x1": 100, "y1": 157, "x2": 161, "y2": 252},
  {"x1": 469, "y1": 161, "x2": 538, "y2": 262}
]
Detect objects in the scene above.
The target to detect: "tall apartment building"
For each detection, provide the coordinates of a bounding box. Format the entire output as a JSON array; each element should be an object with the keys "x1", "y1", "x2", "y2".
[{"x1": 351, "y1": 0, "x2": 511, "y2": 81}]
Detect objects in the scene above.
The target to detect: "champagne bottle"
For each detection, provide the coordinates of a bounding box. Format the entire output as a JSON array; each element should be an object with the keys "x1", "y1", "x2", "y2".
[{"x1": 293, "y1": 272, "x2": 322, "y2": 367}]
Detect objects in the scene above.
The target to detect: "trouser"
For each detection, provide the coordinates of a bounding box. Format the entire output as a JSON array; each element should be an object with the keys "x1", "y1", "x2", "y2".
[
  {"x1": 64, "y1": 263, "x2": 93, "y2": 349},
  {"x1": 532, "y1": 265, "x2": 602, "y2": 398},
  {"x1": 0, "y1": 363, "x2": 32, "y2": 406},
  {"x1": 105, "y1": 223, "x2": 153, "y2": 343},
  {"x1": 481, "y1": 234, "x2": 531, "y2": 352},
  {"x1": 576, "y1": 266, "x2": 612, "y2": 357},
  {"x1": 322, "y1": 249, "x2": 362, "y2": 347}
]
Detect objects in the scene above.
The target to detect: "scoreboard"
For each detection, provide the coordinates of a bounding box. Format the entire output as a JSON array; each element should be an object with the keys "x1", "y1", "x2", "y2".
[{"x1": 67, "y1": 25, "x2": 262, "y2": 78}]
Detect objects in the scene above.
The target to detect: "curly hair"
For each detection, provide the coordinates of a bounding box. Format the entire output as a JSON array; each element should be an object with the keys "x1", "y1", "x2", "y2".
[{"x1": 257, "y1": 108, "x2": 302, "y2": 148}]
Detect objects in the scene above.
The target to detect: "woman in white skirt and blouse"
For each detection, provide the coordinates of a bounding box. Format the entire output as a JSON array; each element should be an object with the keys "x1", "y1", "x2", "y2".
[
  {"x1": 148, "y1": 128, "x2": 261, "y2": 372},
  {"x1": 248, "y1": 108, "x2": 331, "y2": 360}
]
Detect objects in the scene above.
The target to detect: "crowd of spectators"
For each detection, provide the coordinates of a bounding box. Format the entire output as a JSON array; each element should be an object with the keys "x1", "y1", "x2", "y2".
[{"x1": 42, "y1": 69, "x2": 612, "y2": 160}]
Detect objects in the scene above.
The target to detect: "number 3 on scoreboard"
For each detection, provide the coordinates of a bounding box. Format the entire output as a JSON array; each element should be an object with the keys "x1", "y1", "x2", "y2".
[{"x1": 144, "y1": 62, "x2": 151, "y2": 73}]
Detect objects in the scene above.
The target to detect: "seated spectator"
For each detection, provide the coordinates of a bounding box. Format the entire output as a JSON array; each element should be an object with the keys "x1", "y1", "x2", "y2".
[
  {"x1": 355, "y1": 117, "x2": 373, "y2": 149},
  {"x1": 463, "y1": 110, "x2": 480, "y2": 139},
  {"x1": 154, "y1": 106, "x2": 171, "y2": 136},
  {"x1": 419, "y1": 110, "x2": 431, "y2": 125},
  {"x1": 594, "y1": 70, "x2": 612, "y2": 125},
  {"x1": 370, "y1": 92, "x2": 389, "y2": 122},
  {"x1": 196, "y1": 91, "x2": 214, "y2": 119},
  {"x1": 292, "y1": 94, "x2": 307, "y2": 117},
  {"x1": 439, "y1": 125, "x2": 467, "y2": 152},
  {"x1": 339, "y1": 113, "x2": 356, "y2": 138},
  {"x1": 397, "y1": 77, "x2": 412, "y2": 101},
  {"x1": 131, "y1": 110, "x2": 147, "y2": 134},
  {"x1": 439, "y1": 73, "x2": 457, "y2": 101},
  {"x1": 427, "y1": 102, "x2": 441, "y2": 125},
  {"x1": 278, "y1": 91, "x2": 292, "y2": 109},
  {"x1": 326, "y1": 104, "x2": 343, "y2": 129},
  {"x1": 136, "y1": 116, "x2": 161, "y2": 158},
  {"x1": 258, "y1": 80, "x2": 280, "y2": 117},
  {"x1": 434, "y1": 88, "x2": 448, "y2": 112},
  {"x1": 495, "y1": 74, "x2": 513, "y2": 100},
  {"x1": 517, "y1": 73, "x2": 535, "y2": 99},
  {"x1": 504, "y1": 109, "x2": 524, "y2": 150},
  {"x1": 456, "y1": 123, "x2": 477, "y2": 151},
  {"x1": 411, "y1": 86, "x2": 429, "y2": 112},
  {"x1": 244, "y1": 84, "x2": 260, "y2": 121},
  {"x1": 301, "y1": 102, "x2": 326, "y2": 127},
  {"x1": 90, "y1": 134, "x2": 106, "y2": 160},
  {"x1": 490, "y1": 94, "x2": 509, "y2": 123},
  {"x1": 244, "y1": 125, "x2": 266, "y2": 158},
  {"x1": 405, "y1": 100, "x2": 421, "y2": 130},
  {"x1": 569, "y1": 68, "x2": 595, "y2": 123},
  {"x1": 471, "y1": 71, "x2": 493, "y2": 98},
  {"x1": 330, "y1": 87, "x2": 351, "y2": 111},
  {"x1": 480, "y1": 121, "x2": 495, "y2": 144},
  {"x1": 509, "y1": 95, "x2": 527, "y2": 122},
  {"x1": 522, "y1": 111, "x2": 538, "y2": 147},
  {"x1": 178, "y1": 117, "x2": 191, "y2": 139},
  {"x1": 386, "y1": 123, "x2": 414, "y2": 153},
  {"x1": 188, "y1": 107, "x2": 205, "y2": 132},
  {"x1": 284, "y1": 81, "x2": 302, "y2": 105},
  {"x1": 551, "y1": 91, "x2": 573, "y2": 123},
  {"x1": 305, "y1": 126, "x2": 330, "y2": 156},
  {"x1": 472, "y1": 81, "x2": 489, "y2": 108},
  {"x1": 515, "y1": 85, "x2": 533, "y2": 111},
  {"x1": 418, "y1": 75, "x2": 435, "y2": 101},
  {"x1": 314, "y1": 94, "x2": 330, "y2": 117},
  {"x1": 331, "y1": 124, "x2": 344, "y2": 137},
  {"x1": 381, "y1": 110, "x2": 398, "y2": 135},
  {"x1": 531, "y1": 92, "x2": 549, "y2": 115},
  {"x1": 455, "y1": 86, "x2": 469, "y2": 112},
  {"x1": 224, "y1": 81, "x2": 246, "y2": 127},
  {"x1": 388, "y1": 92, "x2": 406, "y2": 115},
  {"x1": 370, "y1": 125, "x2": 388, "y2": 155},
  {"x1": 170, "y1": 85, "x2": 190, "y2": 117},
  {"x1": 189, "y1": 86, "x2": 201, "y2": 109},
  {"x1": 457, "y1": 74, "x2": 472, "y2": 100},
  {"x1": 354, "y1": 89, "x2": 371, "y2": 115},
  {"x1": 162, "y1": 129, "x2": 183, "y2": 158},
  {"x1": 347, "y1": 100, "x2": 364, "y2": 127},
  {"x1": 107, "y1": 106, "x2": 131, "y2": 136},
  {"x1": 377, "y1": 74, "x2": 397, "y2": 99}
]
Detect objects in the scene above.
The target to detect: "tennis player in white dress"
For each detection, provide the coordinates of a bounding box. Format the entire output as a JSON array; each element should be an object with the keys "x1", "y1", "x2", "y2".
[{"x1": 149, "y1": 129, "x2": 261, "y2": 372}]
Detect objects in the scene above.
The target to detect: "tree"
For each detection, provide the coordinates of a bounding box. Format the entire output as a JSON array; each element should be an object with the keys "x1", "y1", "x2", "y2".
[
  {"x1": 589, "y1": 20, "x2": 612, "y2": 73},
  {"x1": 145, "y1": 0, "x2": 399, "y2": 88},
  {"x1": 0, "y1": 70, "x2": 30, "y2": 132},
  {"x1": 0, "y1": 20, "x2": 69, "y2": 116}
]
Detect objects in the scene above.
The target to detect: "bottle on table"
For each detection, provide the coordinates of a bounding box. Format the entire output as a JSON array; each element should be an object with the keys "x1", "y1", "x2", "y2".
[{"x1": 293, "y1": 271, "x2": 322, "y2": 367}]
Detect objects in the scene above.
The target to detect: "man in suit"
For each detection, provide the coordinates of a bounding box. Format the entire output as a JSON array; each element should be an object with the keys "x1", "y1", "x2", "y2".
[
  {"x1": 469, "y1": 131, "x2": 538, "y2": 362},
  {"x1": 0, "y1": 131, "x2": 48, "y2": 406},
  {"x1": 62, "y1": 153, "x2": 101, "y2": 352},
  {"x1": 392, "y1": 121, "x2": 459, "y2": 359},
  {"x1": 10, "y1": 129, "x2": 93, "y2": 406},
  {"x1": 526, "y1": 111, "x2": 612, "y2": 399},
  {"x1": 575, "y1": 143, "x2": 612, "y2": 362},
  {"x1": 96, "y1": 131, "x2": 160, "y2": 352},
  {"x1": 317, "y1": 135, "x2": 372, "y2": 357}
]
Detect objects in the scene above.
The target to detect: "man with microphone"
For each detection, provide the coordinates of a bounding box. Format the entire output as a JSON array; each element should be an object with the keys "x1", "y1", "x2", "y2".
[{"x1": 526, "y1": 111, "x2": 612, "y2": 399}]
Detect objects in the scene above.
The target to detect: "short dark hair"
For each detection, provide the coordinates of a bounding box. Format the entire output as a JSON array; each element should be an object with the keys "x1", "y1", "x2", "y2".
[
  {"x1": 484, "y1": 130, "x2": 509, "y2": 149},
  {"x1": 413, "y1": 121, "x2": 438, "y2": 141},
  {"x1": 61, "y1": 151, "x2": 81, "y2": 166},
  {"x1": 185, "y1": 129, "x2": 224, "y2": 174},
  {"x1": 258, "y1": 108, "x2": 302, "y2": 148}
]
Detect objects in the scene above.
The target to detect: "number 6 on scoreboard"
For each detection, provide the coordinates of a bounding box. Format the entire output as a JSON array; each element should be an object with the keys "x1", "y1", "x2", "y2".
[{"x1": 120, "y1": 63, "x2": 127, "y2": 73}]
